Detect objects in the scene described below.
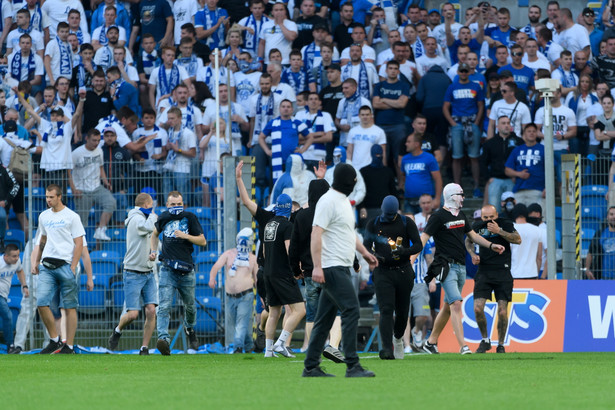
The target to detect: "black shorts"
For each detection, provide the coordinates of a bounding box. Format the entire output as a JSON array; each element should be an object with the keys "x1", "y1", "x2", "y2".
[
  {"x1": 473, "y1": 268, "x2": 513, "y2": 302},
  {"x1": 9, "y1": 183, "x2": 24, "y2": 214},
  {"x1": 264, "y1": 272, "x2": 304, "y2": 307},
  {"x1": 256, "y1": 266, "x2": 268, "y2": 311}
]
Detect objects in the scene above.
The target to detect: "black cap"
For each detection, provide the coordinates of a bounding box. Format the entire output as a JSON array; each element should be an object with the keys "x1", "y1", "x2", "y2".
[
  {"x1": 50, "y1": 107, "x2": 64, "y2": 116},
  {"x1": 313, "y1": 23, "x2": 329, "y2": 33},
  {"x1": 326, "y1": 63, "x2": 341, "y2": 71},
  {"x1": 488, "y1": 72, "x2": 499, "y2": 81},
  {"x1": 527, "y1": 203, "x2": 543, "y2": 215},
  {"x1": 499, "y1": 70, "x2": 513, "y2": 79},
  {"x1": 3, "y1": 120, "x2": 17, "y2": 133},
  {"x1": 583, "y1": 7, "x2": 595, "y2": 16},
  {"x1": 458, "y1": 62, "x2": 470, "y2": 72}
]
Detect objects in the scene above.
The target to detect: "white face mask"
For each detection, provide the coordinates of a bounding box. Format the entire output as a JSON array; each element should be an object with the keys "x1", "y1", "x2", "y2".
[{"x1": 443, "y1": 183, "x2": 464, "y2": 215}]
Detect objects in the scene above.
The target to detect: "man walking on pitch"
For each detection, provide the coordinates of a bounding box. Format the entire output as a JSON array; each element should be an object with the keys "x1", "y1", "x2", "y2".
[
  {"x1": 465, "y1": 204, "x2": 520, "y2": 353},
  {"x1": 420, "y1": 183, "x2": 505, "y2": 355},
  {"x1": 303, "y1": 163, "x2": 379, "y2": 377},
  {"x1": 33, "y1": 184, "x2": 88, "y2": 354},
  {"x1": 108, "y1": 193, "x2": 158, "y2": 355},
  {"x1": 151, "y1": 191, "x2": 206, "y2": 355}
]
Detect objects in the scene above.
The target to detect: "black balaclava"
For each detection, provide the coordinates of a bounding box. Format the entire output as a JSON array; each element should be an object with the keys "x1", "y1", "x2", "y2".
[{"x1": 332, "y1": 163, "x2": 356, "y2": 196}]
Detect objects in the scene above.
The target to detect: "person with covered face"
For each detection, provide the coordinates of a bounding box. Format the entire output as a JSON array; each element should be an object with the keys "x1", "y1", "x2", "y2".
[
  {"x1": 363, "y1": 195, "x2": 422, "y2": 360},
  {"x1": 420, "y1": 183, "x2": 505, "y2": 355},
  {"x1": 209, "y1": 228, "x2": 258, "y2": 353}
]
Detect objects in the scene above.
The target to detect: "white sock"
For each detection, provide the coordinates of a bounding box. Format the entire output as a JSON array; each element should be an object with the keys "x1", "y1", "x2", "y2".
[
  {"x1": 483, "y1": 338, "x2": 490, "y2": 343},
  {"x1": 141, "y1": 346, "x2": 148, "y2": 350},
  {"x1": 67, "y1": 344, "x2": 73, "y2": 349},
  {"x1": 51, "y1": 336, "x2": 59, "y2": 343},
  {"x1": 115, "y1": 326, "x2": 122, "y2": 334},
  {"x1": 265, "y1": 339, "x2": 274, "y2": 351},
  {"x1": 276, "y1": 330, "x2": 291, "y2": 345}
]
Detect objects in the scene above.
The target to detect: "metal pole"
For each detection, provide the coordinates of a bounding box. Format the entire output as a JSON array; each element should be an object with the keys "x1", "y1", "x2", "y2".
[
  {"x1": 542, "y1": 92, "x2": 557, "y2": 279},
  {"x1": 226, "y1": 68, "x2": 232, "y2": 154},
  {"x1": 27, "y1": 154, "x2": 34, "y2": 349},
  {"x1": 214, "y1": 48, "x2": 222, "y2": 260},
  {"x1": 222, "y1": 156, "x2": 238, "y2": 348}
]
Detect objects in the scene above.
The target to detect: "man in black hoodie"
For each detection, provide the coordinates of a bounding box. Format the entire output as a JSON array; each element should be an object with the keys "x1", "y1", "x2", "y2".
[
  {"x1": 0, "y1": 165, "x2": 19, "y2": 252},
  {"x1": 289, "y1": 178, "x2": 345, "y2": 363},
  {"x1": 363, "y1": 195, "x2": 422, "y2": 360}
]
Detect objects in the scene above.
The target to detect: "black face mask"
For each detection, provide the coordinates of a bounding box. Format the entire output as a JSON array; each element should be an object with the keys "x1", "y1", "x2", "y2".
[
  {"x1": 332, "y1": 163, "x2": 356, "y2": 196},
  {"x1": 527, "y1": 216, "x2": 541, "y2": 226}
]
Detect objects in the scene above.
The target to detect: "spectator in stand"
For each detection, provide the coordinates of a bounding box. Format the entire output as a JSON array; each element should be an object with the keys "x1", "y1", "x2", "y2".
[
  {"x1": 158, "y1": 83, "x2": 204, "y2": 141},
  {"x1": 69, "y1": 129, "x2": 117, "y2": 241},
  {"x1": 259, "y1": 2, "x2": 298, "y2": 65},
  {"x1": 510, "y1": 204, "x2": 543, "y2": 280},
  {"x1": 234, "y1": 52, "x2": 262, "y2": 116},
  {"x1": 416, "y1": 64, "x2": 451, "y2": 166},
  {"x1": 347, "y1": 105, "x2": 386, "y2": 171},
  {"x1": 149, "y1": 47, "x2": 190, "y2": 110},
  {"x1": 91, "y1": 0, "x2": 131, "y2": 37},
  {"x1": 488, "y1": 81, "x2": 532, "y2": 139},
  {"x1": 202, "y1": 83, "x2": 247, "y2": 155},
  {"x1": 107, "y1": 66, "x2": 140, "y2": 116},
  {"x1": 485, "y1": 7, "x2": 513, "y2": 61},
  {"x1": 44, "y1": 22, "x2": 73, "y2": 87},
  {"x1": 71, "y1": 44, "x2": 98, "y2": 93},
  {"x1": 195, "y1": 0, "x2": 230, "y2": 50},
  {"x1": 366, "y1": 7, "x2": 390, "y2": 56},
  {"x1": 102, "y1": 128, "x2": 132, "y2": 220},
  {"x1": 554, "y1": 7, "x2": 591, "y2": 58},
  {"x1": 176, "y1": 37, "x2": 204, "y2": 83},
  {"x1": 535, "y1": 87, "x2": 577, "y2": 186},
  {"x1": 94, "y1": 26, "x2": 133, "y2": 71},
  {"x1": 237, "y1": 0, "x2": 269, "y2": 59},
  {"x1": 308, "y1": 42, "x2": 336, "y2": 92},
  {"x1": 92, "y1": 6, "x2": 127, "y2": 51},
  {"x1": 522, "y1": 39, "x2": 550, "y2": 73},
  {"x1": 372, "y1": 60, "x2": 410, "y2": 178},
  {"x1": 319, "y1": 63, "x2": 344, "y2": 160},
  {"x1": 447, "y1": 21, "x2": 484, "y2": 66},
  {"x1": 292, "y1": 0, "x2": 327, "y2": 50},
  {"x1": 447, "y1": 44, "x2": 470, "y2": 81},
  {"x1": 586, "y1": 206, "x2": 615, "y2": 280},
  {"x1": 341, "y1": 43, "x2": 378, "y2": 100},
  {"x1": 133, "y1": 108, "x2": 168, "y2": 197},
  {"x1": 552, "y1": 50, "x2": 578, "y2": 97},
  {"x1": 399, "y1": 132, "x2": 442, "y2": 214},
  {"x1": 294, "y1": 92, "x2": 335, "y2": 170},
  {"x1": 162, "y1": 107, "x2": 197, "y2": 204},
  {"x1": 484, "y1": 45, "x2": 509, "y2": 80},
  {"x1": 359, "y1": 144, "x2": 396, "y2": 227},
  {"x1": 334, "y1": 3, "x2": 355, "y2": 52},
  {"x1": 536, "y1": 26, "x2": 562, "y2": 69},
  {"x1": 415, "y1": 36, "x2": 449, "y2": 77},
  {"x1": 6, "y1": 9, "x2": 44, "y2": 58},
  {"x1": 497, "y1": 44, "x2": 534, "y2": 95},
  {"x1": 399, "y1": 114, "x2": 440, "y2": 165},
  {"x1": 565, "y1": 74, "x2": 598, "y2": 156},
  {"x1": 81, "y1": 70, "x2": 114, "y2": 134},
  {"x1": 520, "y1": 4, "x2": 541, "y2": 40},
  {"x1": 335, "y1": 78, "x2": 372, "y2": 148},
  {"x1": 41, "y1": 0, "x2": 88, "y2": 41},
  {"x1": 505, "y1": 123, "x2": 545, "y2": 207},
  {"x1": 281, "y1": 50, "x2": 311, "y2": 95},
  {"x1": 481, "y1": 115, "x2": 522, "y2": 212},
  {"x1": 340, "y1": 25, "x2": 376, "y2": 65},
  {"x1": 443, "y1": 63, "x2": 484, "y2": 197},
  {"x1": 267, "y1": 61, "x2": 296, "y2": 102},
  {"x1": 129, "y1": 0, "x2": 174, "y2": 50},
  {"x1": 590, "y1": 37, "x2": 615, "y2": 89},
  {"x1": 67, "y1": 9, "x2": 90, "y2": 47},
  {"x1": 431, "y1": 3, "x2": 462, "y2": 49}
]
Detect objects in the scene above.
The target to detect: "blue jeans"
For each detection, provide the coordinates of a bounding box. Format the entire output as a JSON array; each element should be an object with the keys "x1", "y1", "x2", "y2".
[
  {"x1": 226, "y1": 292, "x2": 254, "y2": 351},
  {"x1": 450, "y1": 123, "x2": 481, "y2": 159},
  {"x1": 37, "y1": 264, "x2": 79, "y2": 309},
  {"x1": 304, "y1": 277, "x2": 321, "y2": 322},
  {"x1": 0, "y1": 206, "x2": 6, "y2": 240},
  {"x1": 488, "y1": 178, "x2": 515, "y2": 213},
  {"x1": 0, "y1": 296, "x2": 13, "y2": 345},
  {"x1": 442, "y1": 263, "x2": 466, "y2": 304},
  {"x1": 123, "y1": 271, "x2": 158, "y2": 310},
  {"x1": 157, "y1": 265, "x2": 196, "y2": 342}
]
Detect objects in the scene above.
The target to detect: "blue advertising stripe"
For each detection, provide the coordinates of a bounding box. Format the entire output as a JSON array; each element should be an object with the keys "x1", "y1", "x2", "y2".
[{"x1": 564, "y1": 280, "x2": 615, "y2": 352}]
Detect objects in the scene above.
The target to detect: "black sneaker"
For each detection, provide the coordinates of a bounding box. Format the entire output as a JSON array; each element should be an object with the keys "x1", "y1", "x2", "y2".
[
  {"x1": 323, "y1": 345, "x2": 345, "y2": 363},
  {"x1": 233, "y1": 348, "x2": 243, "y2": 354},
  {"x1": 157, "y1": 338, "x2": 171, "y2": 356},
  {"x1": 302, "y1": 366, "x2": 335, "y2": 377},
  {"x1": 346, "y1": 363, "x2": 375, "y2": 378},
  {"x1": 139, "y1": 347, "x2": 150, "y2": 355},
  {"x1": 254, "y1": 327, "x2": 266, "y2": 353},
  {"x1": 379, "y1": 349, "x2": 395, "y2": 360},
  {"x1": 40, "y1": 340, "x2": 62, "y2": 354},
  {"x1": 52, "y1": 344, "x2": 75, "y2": 354},
  {"x1": 422, "y1": 341, "x2": 439, "y2": 354},
  {"x1": 185, "y1": 327, "x2": 199, "y2": 350},
  {"x1": 8, "y1": 345, "x2": 22, "y2": 354},
  {"x1": 107, "y1": 330, "x2": 121, "y2": 351},
  {"x1": 475, "y1": 340, "x2": 492, "y2": 353},
  {"x1": 496, "y1": 345, "x2": 506, "y2": 353}
]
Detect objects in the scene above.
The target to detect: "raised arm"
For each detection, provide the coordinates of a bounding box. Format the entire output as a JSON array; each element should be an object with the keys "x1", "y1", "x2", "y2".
[{"x1": 235, "y1": 160, "x2": 257, "y2": 215}]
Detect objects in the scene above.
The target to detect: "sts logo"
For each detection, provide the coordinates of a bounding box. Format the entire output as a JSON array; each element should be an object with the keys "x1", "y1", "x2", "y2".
[{"x1": 462, "y1": 289, "x2": 550, "y2": 345}]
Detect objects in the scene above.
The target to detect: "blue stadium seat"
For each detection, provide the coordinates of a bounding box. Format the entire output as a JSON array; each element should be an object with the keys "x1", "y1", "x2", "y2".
[
  {"x1": 555, "y1": 229, "x2": 561, "y2": 247},
  {"x1": 78, "y1": 273, "x2": 107, "y2": 314},
  {"x1": 194, "y1": 295, "x2": 221, "y2": 334},
  {"x1": 4, "y1": 229, "x2": 25, "y2": 251},
  {"x1": 90, "y1": 250, "x2": 122, "y2": 275},
  {"x1": 581, "y1": 218, "x2": 602, "y2": 233},
  {"x1": 110, "y1": 277, "x2": 124, "y2": 310},
  {"x1": 581, "y1": 185, "x2": 608, "y2": 197},
  {"x1": 186, "y1": 207, "x2": 214, "y2": 225},
  {"x1": 101, "y1": 229, "x2": 127, "y2": 257}
]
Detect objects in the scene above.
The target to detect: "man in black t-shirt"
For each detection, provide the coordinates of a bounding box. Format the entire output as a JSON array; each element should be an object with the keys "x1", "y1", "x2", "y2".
[
  {"x1": 420, "y1": 183, "x2": 504, "y2": 355},
  {"x1": 319, "y1": 64, "x2": 343, "y2": 162},
  {"x1": 466, "y1": 204, "x2": 520, "y2": 354},
  {"x1": 150, "y1": 191, "x2": 206, "y2": 355},
  {"x1": 262, "y1": 193, "x2": 306, "y2": 358}
]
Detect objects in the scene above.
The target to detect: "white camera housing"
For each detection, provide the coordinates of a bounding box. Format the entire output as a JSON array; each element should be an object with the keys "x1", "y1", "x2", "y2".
[{"x1": 536, "y1": 78, "x2": 560, "y2": 94}]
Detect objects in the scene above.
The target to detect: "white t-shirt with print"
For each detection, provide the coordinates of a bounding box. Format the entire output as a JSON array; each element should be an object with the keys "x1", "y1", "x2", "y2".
[
  {"x1": 38, "y1": 206, "x2": 86, "y2": 264},
  {"x1": 347, "y1": 124, "x2": 387, "y2": 170}
]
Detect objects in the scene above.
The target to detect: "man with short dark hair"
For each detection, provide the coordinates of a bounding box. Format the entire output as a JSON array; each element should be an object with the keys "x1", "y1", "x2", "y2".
[
  {"x1": 151, "y1": 191, "x2": 206, "y2": 355},
  {"x1": 498, "y1": 44, "x2": 535, "y2": 94},
  {"x1": 590, "y1": 37, "x2": 615, "y2": 89},
  {"x1": 0, "y1": 244, "x2": 29, "y2": 353},
  {"x1": 505, "y1": 123, "x2": 545, "y2": 207}
]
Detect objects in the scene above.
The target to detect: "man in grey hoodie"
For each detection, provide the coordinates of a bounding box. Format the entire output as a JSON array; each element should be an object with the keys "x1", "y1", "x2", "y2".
[{"x1": 107, "y1": 192, "x2": 158, "y2": 355}]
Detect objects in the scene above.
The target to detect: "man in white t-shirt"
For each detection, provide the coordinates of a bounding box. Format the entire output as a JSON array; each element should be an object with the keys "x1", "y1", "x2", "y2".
[
  {"x1": 510, "y1": 204, "x2": 543, "y2": 279},
  {"x1": 340, "y1": 44, "x2": 378, "y2": 100},
  {"x1": 41, "y1": 0, "x2": 88, "y2": 39},
  {"x1": 43, "y1": 22, "x2": 73, "y2": 86},
  {"x1": 340, "y1": 25, "x2": 376, "y2": 65},
  {"x1": 157, "y1": 83, "x2": 203, "y2": 140},
  {"x1": 554, "y1": 8, "x2": 591, "y2": 57},
  {"x1": 234, "y1": 51, "x2": 262, "y2": 115},
  {"x1": 172, "y1": 0, "x2": 197, "y2": 45},
  {"x1": 69, "y1": 128, "x2": 117, "y2": 241},
  {"x1": 148, "y1": 46, "x2": 190, "y2": 110},
  {"x1": 33, "y1": 184, "x2": 88, "y2": 354},
  {"x1": 267, "y1": 62, "x2": 296, "y2": 102},
  {"x1": 202, "y1": 83, "x2": 248, "y2": 155},
  {"x1": 7, "y1": 34, "x2": 44, "y2": 88},
  {"x1": 0, "y1": 244, "x2": 29, "y2": 354},
  {"x1": 303, "y1": 163, "x2": 378, "y2": 378},
  {"x1": 294, "y1": 92, "x2": 335, "y2": 168},
  {"x1": 162, "y1": 107, "x2": 197, "y2": 202},
  {"x1": 6, "y1": 9, "x2": 45, "y2": 57},
  {"x1": 488, "y1": 82, "x2": 532, "y2": 138},
  {"x1": 259, "y1": 2, "x2": 298, "y2": 65},
  {"x1": 132, "y1": 107, "x2": 168, "y2": 195},
  {"x1": 347, "y1": 105, "x2": 386, "y2": 171},
  {"x1": 522, "y1": 38, "x2": 550, "y2": 73},
  {"x1": 415, "y1": 36, "x2": 450, "y2": 76}
]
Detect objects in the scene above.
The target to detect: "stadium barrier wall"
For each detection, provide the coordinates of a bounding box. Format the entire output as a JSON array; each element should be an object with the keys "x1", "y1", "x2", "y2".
[{"x1": 437, "y1": 279, "x2": 615, "y2": 353}]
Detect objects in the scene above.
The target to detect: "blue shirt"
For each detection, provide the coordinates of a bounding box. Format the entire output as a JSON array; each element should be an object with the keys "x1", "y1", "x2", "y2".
[
  {"x1": 486, "y1": 26, "x2": 513, "y2": 61},
  {"x1": 498, "y1": 64, "x2": 535, "y2": 93},
  {"x1": 505, "y1": 143, "x2": 545, "y2": 192},
  {"x1": 444, "y1": 80, "x2": 484, "y2": 117},
  {"x1": 194, "y1": 7, "x2": 229, "y2": 49},
  {"x1": 114, "y1": 82, "x2": 140, "y2": 117},
  {"x1": 401, "y1": 151, "x2": 439, "y2": 199},
  {"x1": 600, "y1": 228, "x2": 615, "y2": 279},
  {"x1": 136, "y1": 0, "x2": 173, "y2": 42},
  {"x1": 449, "y1": 39, "x2": 482, "y2": 65},
  {"x1": 373, "y1": 80, "x2": 410, "y2": 125}
]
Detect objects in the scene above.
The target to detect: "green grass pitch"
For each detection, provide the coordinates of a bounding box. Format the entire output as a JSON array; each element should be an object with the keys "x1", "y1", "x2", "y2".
[{"x1": 2, "y1": 353, "x2": 614, "y2": 409}]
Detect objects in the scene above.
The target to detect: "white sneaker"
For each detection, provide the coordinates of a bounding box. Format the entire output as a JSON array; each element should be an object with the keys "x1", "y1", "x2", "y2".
[
  {"x1": 393, "y1": 337, "x2": 404, "y2": 359},
  {"x1": 94, "y1": 226, "x2": 111, "y2": 241},
  {"x1": 264, "y1": 350, "x2": 278, "y2": 358},
  {"x1": 412, "y1": 328, "x2": 423, "y2": 346},
  {"x1": 273, "y1": 343, "x2": 295, "y2": 358},
  {"x1": 460, "y1": 345, "x2": 472, "y2": 355},
  {"x1": 404, "y1": 345, "x2": 412, "y2": 354}
]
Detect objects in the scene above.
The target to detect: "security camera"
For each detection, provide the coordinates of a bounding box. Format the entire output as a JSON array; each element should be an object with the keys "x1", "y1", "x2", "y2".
[{"x1": 535, "y1": 78, "x2": 560, "y2": 94}]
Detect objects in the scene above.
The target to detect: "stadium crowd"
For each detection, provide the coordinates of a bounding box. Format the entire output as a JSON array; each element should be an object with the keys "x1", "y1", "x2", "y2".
[{"x1": 0, "y1": 0, "x2": 614, "y2": 358}]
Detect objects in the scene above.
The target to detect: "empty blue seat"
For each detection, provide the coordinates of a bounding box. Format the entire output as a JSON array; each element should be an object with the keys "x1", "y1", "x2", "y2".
[
  {"x1": 581, "y1": 185, "x2": 608, "y2": 197},
  {"x1": 194, "y1": 295, "x2": 221, "y2": 334},
  {"x1": 90, "y1": 250, "x2": 122, "y2": 275},
  {"x1": 186, "y1": 207, "x2": 213, "y2": 224},
  {"x1": 101, "y1": 229, "x2": 127, "y2": 256},
  {"x1": 4, "y1": 229, "x2": 25, "y2": 250},
  {"x1": 78, "y1": 274, "x2": 107, "y2": 314},
  {"x1": 581, "y1": 219, "x2": 601, "y2": 233},
  {"x1": 582, "y1": 206, "x2": 605, "y2": 221}
]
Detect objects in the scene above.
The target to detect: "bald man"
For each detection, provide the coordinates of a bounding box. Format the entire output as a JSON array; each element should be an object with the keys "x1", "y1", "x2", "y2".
[{"x1": 465, "y1": 205, "x2": 521, "y2": 354}]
